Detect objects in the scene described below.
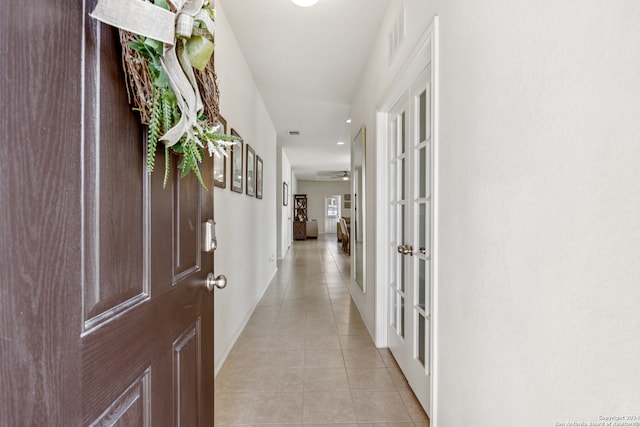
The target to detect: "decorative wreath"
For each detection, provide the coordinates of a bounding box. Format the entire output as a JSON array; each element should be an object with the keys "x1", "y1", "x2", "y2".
[{"x1": 91, "y1": 0, "x2": 240, "y2": 189}]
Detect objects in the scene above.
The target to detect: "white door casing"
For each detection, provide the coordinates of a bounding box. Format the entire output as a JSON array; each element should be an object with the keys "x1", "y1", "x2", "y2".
[{"x1": 325, "y1": 194, "x2": 341, "y2": 234}]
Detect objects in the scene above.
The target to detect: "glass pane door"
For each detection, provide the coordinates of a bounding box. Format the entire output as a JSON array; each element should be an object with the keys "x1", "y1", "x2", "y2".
[
  {"x1": 388, "y1": 101, "x2": 408, "y2": 349},
  {"x1": 386, "y1": 67, "x2": 433, "y2": 415},
  {"x1": 413, "y1": 83, "x2": 431, "y2": 373}
]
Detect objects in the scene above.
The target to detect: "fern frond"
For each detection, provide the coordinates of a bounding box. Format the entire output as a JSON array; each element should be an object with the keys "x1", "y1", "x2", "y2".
[
  {"x1": 161, "y1": 91, "x2": 173, "y2": 134},
  {"x1": 163, "y1": 144, "x2": 171, "y2": 189},
  {"x1": 191, "y1": 152, "x2": 206, "y2": 189},
  {"x1": 179, "y1": 140, "x2": 197, "y2": 176},
  {"x1": 172, "y1": 99, "x2": 181, "y2": 124},
  {"x1": 203, "y1": 133, "x2": 241, "y2": 143},
  {"x1": 147, "y1": 89, "x2": 162, "y2": 173},
  {"x1": 193, "y1": 143, "x2": 203, "y2": 163},
  {"x1": 179, "y1": 140, "x2": 207, "y2": 189}
]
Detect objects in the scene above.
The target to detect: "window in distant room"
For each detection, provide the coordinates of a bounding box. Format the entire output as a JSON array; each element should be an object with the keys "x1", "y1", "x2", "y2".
[{"x1": 326, "y1": 195, "x2": 341, "y2": 218}]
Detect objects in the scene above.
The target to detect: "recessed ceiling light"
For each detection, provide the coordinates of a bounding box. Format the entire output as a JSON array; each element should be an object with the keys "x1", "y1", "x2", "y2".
[
  {"x1": 291, "y1": 0, "x2": 319, "y2": 7},
  {"x1": 345, "y1": 119, "x2": 352, "y2": 124},
  {"x1": 337, "y1": 141, "x2": 345, "y2": 145}
]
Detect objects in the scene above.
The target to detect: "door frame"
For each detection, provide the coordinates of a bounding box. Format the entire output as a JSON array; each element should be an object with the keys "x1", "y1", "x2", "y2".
[
  {"x1": 374, "y1": 16, "x2": 439, "y2": 424},
  {"x1": 324, "y1": 194, "x2": 341, "y2": 234}
]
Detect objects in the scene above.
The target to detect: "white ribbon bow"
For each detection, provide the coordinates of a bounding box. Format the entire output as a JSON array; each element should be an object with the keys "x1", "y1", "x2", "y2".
[{"x1": 90, "y1": 0, "x2": 215, "y2": 147}]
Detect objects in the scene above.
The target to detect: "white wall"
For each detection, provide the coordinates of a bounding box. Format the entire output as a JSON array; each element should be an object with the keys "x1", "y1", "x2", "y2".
[
  {"x1": 213, "y1": 2, "x2": 278, "y2": 374},
  {"x1": 296, "y1": 180, "x2": 352, "y2": 234},
  {"x1": 349, "y1": 0, "x2": 434, "y2": 350},
  {"x1": 351, "y1": 0, "x2": 640, "y2": 425},
  {"x1": 277, "y1": 148, "x2": 293, "y2": 259},
  {"x1": 435, "y1": 1, "x2": 640, "y2": 425}
]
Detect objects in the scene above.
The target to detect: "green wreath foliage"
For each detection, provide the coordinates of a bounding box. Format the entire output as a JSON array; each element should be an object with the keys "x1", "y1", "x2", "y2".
[{"x1": 128, "y1": 23, "x2": 239, "y2": 190}]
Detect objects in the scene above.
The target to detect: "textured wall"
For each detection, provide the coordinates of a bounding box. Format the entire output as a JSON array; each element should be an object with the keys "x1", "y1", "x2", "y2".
[
  {"x1": 213, "y1": 2, "x2": 278, "y2": 374},
  {"x1": 436, "y1": 1, "x2": 640, "y2": 425},
  {"x1": 351, "y1": 0, "x2": 640, "y2": 424}
]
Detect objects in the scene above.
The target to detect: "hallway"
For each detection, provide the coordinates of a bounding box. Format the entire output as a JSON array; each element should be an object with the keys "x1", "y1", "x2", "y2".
[{"x1": 214, "y1": 235, "x2": 429, "y2": 426}]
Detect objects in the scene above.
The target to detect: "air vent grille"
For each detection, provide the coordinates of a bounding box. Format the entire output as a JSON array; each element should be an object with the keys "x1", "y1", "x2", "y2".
[{"x1": 289, "y1": 131, "x2": 301, "y2": 136}]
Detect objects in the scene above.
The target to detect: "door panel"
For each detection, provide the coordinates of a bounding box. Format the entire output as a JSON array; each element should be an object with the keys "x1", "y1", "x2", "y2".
[
  {"x1": 1, "y1": 1, "x2": 214, "y2": 424},
  {"x1": 90, "y1": 370, "x2": 151, "y2": 426},
  {"x1": 387, "y1": 67, "x2": 433, "y2": 414},
  {"x1": 173, "y1": 322, "x2": 201, "y2": 426},
  {"x1": 81, "y1": 4, "x2": 214, "y2": 426},
  {"x1": 389, "y1": 99, "x2": 408, "y2": 348},
  {"x1": 173, "y1": 173, "x2": 202, "y2": 281},
  {"x1": 413, "y1": 81, "x2": 432, "y2": 380},
  {"x1": 83, "y1": 10, "x2": 150, "y2": 330}
]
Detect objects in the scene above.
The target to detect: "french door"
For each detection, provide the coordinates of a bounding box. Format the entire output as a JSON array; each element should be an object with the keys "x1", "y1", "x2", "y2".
[{"x1": 387, "y1": 67, "x2": 433, "y2": 414}]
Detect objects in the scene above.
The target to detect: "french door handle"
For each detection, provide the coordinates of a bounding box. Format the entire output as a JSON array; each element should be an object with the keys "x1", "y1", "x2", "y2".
[{"x1": 397, "y1": 245, "x2": 414, "y2": 256}]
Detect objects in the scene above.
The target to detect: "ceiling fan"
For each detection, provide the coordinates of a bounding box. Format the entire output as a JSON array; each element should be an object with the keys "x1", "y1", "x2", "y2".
[
  {"x1": 331, "y1": 171, "x2": 351, "y2": 181},
  {"x1": 316, "y1": 170, "x2": 351, "y2": 181}
]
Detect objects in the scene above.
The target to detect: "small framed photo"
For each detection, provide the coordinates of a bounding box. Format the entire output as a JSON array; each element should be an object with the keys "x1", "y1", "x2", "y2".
[
  {"x1": 256, "y1": 155, "x2": 263, "y2": 199},
  {"x1": 213, "y1": 115, "x2": 227, "y2": 188},
  {"x1": 230, "y1": 129, "x2": 243, "y2": 193},
  {"x1": 283, "y1": 182, "x2": 288, "y2": 206},
  {"x1": 246, "y1": 144, "x2": 256, "y2": 197}
]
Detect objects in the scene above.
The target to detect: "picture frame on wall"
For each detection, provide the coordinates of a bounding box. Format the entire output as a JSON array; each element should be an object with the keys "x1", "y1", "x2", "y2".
[
  {"x1": 256, "y1": 155, "x2": 263, "y2": 199},
  {"x1": 246, "y1": 144, "x2": 256, "y2": 197},
  {"x1": 213, "y1": 115, "x2": 227, "y2": 188},
  {"x1": 283, "y1": 182, "x2": 288, "y2": 206},
  {"x1": 230, "y1": 129, "x2": 243, "y2": 193}
]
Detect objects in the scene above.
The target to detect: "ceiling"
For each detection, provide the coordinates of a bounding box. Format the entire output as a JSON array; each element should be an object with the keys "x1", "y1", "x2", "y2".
[{"x1": 220, "y1": 0, "x2": 390, "y2": 181}]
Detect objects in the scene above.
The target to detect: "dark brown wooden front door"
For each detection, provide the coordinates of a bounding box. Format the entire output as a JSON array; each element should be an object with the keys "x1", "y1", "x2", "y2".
[{"x1": 1, "y1": 1, "x2": 215, "y2": 425}]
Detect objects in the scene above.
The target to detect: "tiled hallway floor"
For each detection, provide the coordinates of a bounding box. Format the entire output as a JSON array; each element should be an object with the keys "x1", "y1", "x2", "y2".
[{"x1": 215, "y1": 235, "x2": 430, "y2": 426}]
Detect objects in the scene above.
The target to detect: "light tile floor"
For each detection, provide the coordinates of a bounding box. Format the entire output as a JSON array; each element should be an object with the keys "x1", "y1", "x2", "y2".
[{"x1": 215, "y1": 235, "x2": 430, "y2": 426}]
